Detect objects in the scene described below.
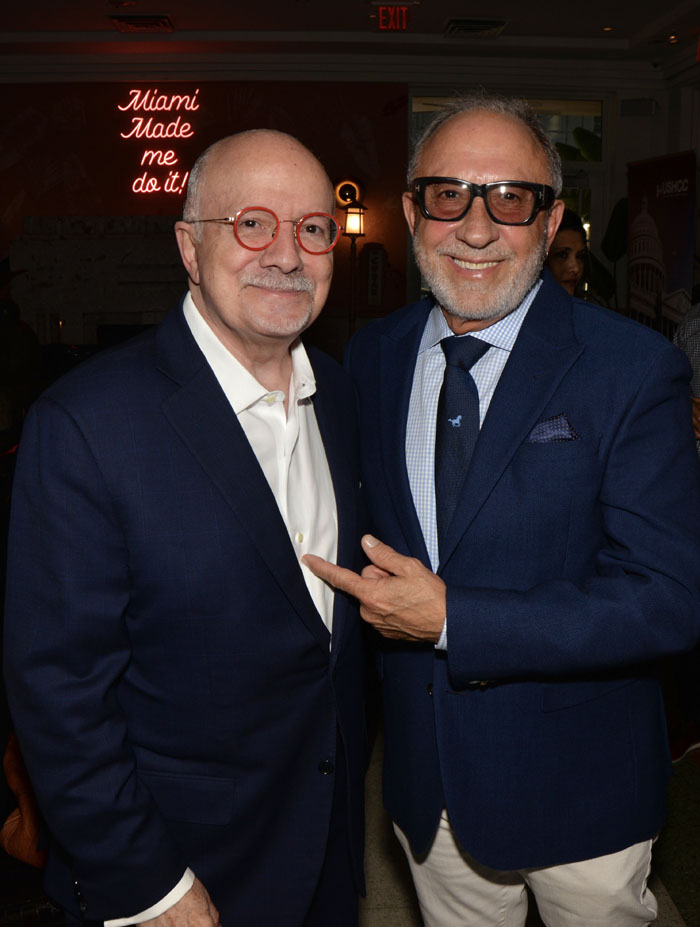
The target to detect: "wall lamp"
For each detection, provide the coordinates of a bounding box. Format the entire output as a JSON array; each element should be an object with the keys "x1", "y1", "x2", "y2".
[
  {"x1": 335, "y1": 180, "x2": 367, "y2": 238},
  {"x1": 334, "y1": 180, "x2": 368, "y2": 336}
]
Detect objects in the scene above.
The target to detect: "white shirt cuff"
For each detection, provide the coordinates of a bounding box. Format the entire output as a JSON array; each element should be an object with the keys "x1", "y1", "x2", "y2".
[
  {"x1": 435, "y1": 617, "x2": 447, "y2": 650},
  {"x1": 104, "y1": 868, "x2": 195, "y2": 925}
]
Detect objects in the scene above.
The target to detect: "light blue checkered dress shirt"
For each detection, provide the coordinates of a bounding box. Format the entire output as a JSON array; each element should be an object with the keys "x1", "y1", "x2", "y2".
[{"x1": 406, "y1": 281, "x2": 541, "y2": 576}]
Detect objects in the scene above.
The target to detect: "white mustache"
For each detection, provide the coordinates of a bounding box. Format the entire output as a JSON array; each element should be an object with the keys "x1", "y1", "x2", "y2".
[{"x1": 241, "y1": 270, "x2": 314, "y2": 294}]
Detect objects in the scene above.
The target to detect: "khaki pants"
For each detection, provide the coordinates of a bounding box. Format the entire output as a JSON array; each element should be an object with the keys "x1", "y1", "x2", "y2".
[{"x1": 394, "y1": 811, "x2": 657, "y2": 927}]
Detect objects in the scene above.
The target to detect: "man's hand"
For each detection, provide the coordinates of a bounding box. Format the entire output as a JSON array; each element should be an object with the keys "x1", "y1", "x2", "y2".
[
  {"x1": 303, "y1": 535, "x2": 446, "y2": 642},
  {"x1": 692, "y1": 396, "x2": 700, "y2": 439},
  {"x1": 140, "y1": 877, "x2": 220, "y2": 927}
]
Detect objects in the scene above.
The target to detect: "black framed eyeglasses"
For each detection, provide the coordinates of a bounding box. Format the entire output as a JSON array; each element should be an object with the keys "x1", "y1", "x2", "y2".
[
  {"x1": 188, "y1": 206, "x2": 339, "y2": 254},
  {"x1": 412, "y1": 177, "x2": 555, "y2": 227}
]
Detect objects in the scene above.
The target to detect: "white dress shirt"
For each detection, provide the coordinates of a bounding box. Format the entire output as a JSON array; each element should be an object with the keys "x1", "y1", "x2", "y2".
[
  {"x1": 105, "y1": 294, "x2": 338, "y2": 925},
  {"x1": 182, "y1": 294, "x2": 337, "y2": 630}
]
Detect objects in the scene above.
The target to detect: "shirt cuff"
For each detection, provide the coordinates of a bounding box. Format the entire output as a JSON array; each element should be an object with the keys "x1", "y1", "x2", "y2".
[
  {"x1": 435, "y1": 617, "x2": 447, "y2": 650},
  {"x1": 104, "y1": 868, "x2": 195, "y2": 926}
]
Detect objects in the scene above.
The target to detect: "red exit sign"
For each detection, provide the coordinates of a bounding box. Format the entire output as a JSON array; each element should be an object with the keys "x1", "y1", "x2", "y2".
[{"x1": 377, "y1": 5, "x2": 409, "y2": 30}]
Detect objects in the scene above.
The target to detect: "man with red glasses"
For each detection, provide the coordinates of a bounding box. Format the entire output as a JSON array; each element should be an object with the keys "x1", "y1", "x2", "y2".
[
  {"x1": 305, "y1": 93, "x2": 700, "y2": 925},
  {"x1": 4, "y1": 130, "x2": 365, "y2": 927}
]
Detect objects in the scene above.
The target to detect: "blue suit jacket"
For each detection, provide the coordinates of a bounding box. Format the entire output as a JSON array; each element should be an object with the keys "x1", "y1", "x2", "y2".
[
  {"x1": 4, "y1": 303, "x2": 365, "y2": 924},
  {"x1": 346, "y1": 272, "x2": 700, "y2": 870}
]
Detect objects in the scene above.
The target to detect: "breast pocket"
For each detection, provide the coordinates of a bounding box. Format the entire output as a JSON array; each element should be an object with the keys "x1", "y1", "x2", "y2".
[
  {"x1": 468, "y1": 434, "x2": 603, "y2": 585},
  {"x1": 499, "y1": 432, "x2": 599, "y2": 526},
  {"x1": 517, "y1": 432, "x2": 601, "y2": 463}
]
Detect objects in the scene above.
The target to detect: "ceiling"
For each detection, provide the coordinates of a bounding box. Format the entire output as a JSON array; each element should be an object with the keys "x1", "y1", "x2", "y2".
[{"x1": 2, "y1": 0, "x2": 699, "y2": 66}]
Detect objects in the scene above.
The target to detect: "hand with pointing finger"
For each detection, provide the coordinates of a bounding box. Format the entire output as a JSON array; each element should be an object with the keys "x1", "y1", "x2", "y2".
[{"x1": 303, "y1": 535, "x2": 446, "y2": 642}]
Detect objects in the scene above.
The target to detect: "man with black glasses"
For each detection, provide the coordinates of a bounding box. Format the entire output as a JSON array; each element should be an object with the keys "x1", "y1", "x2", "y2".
[
  {"x1": 5, "y1": 130, "x2": 365, "y2": 927},
  {"x1": 305, "y1": 93, "x2": 700, "y2": 925}
]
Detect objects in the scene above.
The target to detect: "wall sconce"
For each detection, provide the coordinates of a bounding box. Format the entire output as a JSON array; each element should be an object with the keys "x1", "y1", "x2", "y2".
[{"x1": 335, "y1": 179, "x2": 368, "y2": 337}]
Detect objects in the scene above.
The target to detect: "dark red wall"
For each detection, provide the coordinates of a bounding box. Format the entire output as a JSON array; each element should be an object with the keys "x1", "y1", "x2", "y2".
[{"x1": 2, "y1": 81, "x2": 410, "y2": 319}]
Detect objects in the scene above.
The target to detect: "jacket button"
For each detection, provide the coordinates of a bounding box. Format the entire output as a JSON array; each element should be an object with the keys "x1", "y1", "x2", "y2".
[
  {"x1": 318, "y1": 759, "x2": 335, "y2": 775},
  {"x1": 73, "y1": 881, "x2": 87, "y2": 914},
  {"x1": 427, "y1": 683, "x2": 433, "y2": 696}
]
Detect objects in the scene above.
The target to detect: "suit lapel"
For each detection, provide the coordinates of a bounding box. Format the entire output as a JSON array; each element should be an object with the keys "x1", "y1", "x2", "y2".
[
  {"x1": 155, "y1": 307, "x2": 331, "y2": 652},
  {"x1": 438, "y1": 278, "x2": 585, "y2": 568},
  {"x1": 379, "y1": 300, "x2": 433, "y2": 567},
  {"x1": 311, "y1": 362, "x2": 357, "y2": 662}
]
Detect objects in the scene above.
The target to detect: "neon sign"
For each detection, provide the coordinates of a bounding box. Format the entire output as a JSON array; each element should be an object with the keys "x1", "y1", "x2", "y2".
[{"x1": 118, "y1": 87, "x2": 200, "y2": 196}]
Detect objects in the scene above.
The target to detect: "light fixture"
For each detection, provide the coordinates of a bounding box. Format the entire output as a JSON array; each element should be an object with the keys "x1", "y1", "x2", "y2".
[
  {"x1": 335, "y1": 179, "x2": 368, "y2": 336},
  {"x1": 335, "y1": 178, "x2": 367, "y2": 238},
  {"x1": 335, "y1": 179, "x2": 361, "y2": 208},
  {"x1": 343, "y1": 202, "x2": 366, "y2": 239}
]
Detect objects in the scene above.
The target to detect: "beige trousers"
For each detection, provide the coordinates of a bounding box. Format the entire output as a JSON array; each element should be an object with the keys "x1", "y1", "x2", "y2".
[{"x1": 394, "y1": 811, "x2": 657, "y2": 927}]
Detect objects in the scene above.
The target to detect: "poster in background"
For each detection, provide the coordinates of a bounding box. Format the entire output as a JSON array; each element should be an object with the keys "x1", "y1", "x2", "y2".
[{"x1": 627, "y1": 150, "x2": 696, "y2": 324}]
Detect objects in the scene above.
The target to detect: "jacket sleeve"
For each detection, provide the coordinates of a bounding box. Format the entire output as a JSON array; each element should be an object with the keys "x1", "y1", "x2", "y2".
[{"x1": 3, "y1": 396, "x2": 187, "y2": 920}]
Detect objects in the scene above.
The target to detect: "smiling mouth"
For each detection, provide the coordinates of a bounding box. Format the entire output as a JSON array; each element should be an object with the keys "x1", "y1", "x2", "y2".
[{"x1": 452, "y1": 258, "x2": 500, "y2": 271}]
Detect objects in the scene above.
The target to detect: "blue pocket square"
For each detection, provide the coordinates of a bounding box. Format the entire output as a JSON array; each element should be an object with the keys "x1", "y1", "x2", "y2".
[{"x1": 528, "y1": 414, "x2": 581, "y2": 444}]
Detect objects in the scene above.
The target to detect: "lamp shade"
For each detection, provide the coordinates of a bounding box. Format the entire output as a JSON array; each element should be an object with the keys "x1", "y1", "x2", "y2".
[{"x1": 344, "y1": 202, "x2": 366, "y2": 237}]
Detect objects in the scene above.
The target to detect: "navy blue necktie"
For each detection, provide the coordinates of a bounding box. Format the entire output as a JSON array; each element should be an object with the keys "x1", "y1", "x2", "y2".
[{"x1": 435, "y1": 335, "x2": 489, "y2": 553}]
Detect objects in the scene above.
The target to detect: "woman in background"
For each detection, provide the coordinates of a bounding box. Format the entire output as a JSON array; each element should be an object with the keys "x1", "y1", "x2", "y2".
[{"x1": 546, "y1": 208, "x2": 588, "y2": 297}]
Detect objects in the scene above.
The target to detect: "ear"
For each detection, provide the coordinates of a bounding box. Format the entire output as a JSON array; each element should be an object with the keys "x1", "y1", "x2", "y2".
[
  {"x1": 174, "y1": 221, "x2": 201, "y2": 286},
  {"x1": 545, "y1": 200, "x2": 565, "y2": 251},
  {"x1": 402, "y1": 191, "x2": 418, "y2": 235}
]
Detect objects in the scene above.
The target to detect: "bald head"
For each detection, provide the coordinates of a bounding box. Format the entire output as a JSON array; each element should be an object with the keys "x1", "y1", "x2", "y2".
[
  {"x1": 174, "y1": 128, "x2": 336, "y2": 366},
  {"x1": 183, "y1": 130, "x2": 334, "y2": 232}
]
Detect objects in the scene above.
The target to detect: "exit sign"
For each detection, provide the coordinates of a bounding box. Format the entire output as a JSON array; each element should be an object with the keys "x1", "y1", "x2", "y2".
[{"x1": 377, "y1": 5, "x2": 409, "y2": 30}]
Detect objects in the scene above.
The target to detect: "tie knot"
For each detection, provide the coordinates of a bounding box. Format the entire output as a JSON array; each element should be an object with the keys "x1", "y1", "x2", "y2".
[{"x1": 441, "y1": 335, "x2": 489, "y2": 372}]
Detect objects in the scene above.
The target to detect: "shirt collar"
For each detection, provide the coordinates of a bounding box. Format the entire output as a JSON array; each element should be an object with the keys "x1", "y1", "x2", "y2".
[
  {"x1": 418, "y1": 278, "x2": 542, "y2": 356},
  {"x1": 182, "y1": 291, "x2": 317, "y2": 414}
]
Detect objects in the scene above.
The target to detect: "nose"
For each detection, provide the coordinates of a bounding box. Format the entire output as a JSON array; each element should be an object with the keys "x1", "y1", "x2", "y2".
[
  {"x1": 565, "y1": 252, "x2": 580, "y2": 274},
  {"x1": 259, "y1": 220, "x2": 304, "y2": 273},
  {"x1": 453, "y1": 195, "x2": 499, "y2": 249}
]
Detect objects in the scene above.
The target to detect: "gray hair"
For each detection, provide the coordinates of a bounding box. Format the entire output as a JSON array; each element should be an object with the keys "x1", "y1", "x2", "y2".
[
  {"x1": 182, "y1": 142, "x2": 217, "y2": 225},
  {"x1": 407, "y1": 91, "x2": 563, "y2": 197},
  {"x1": 181, "y1": 137, "x2": 227, "y2": 242}
]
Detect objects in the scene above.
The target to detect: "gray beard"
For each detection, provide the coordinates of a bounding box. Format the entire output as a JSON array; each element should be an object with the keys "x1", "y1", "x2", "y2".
[
  {"x1": 413, "y1": 230, "x2": 548, "y2": 323},
  {"x1": 240, "y1": 268, "x2": 316, "y2": 336}
]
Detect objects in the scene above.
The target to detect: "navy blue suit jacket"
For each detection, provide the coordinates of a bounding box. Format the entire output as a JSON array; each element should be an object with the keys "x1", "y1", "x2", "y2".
[
  {"x1": 4, "y1": 303, "x2": 365, "y2": 924},
  {"x1": 346, "y1": 272, "x2": 700, "y2": 870}
]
